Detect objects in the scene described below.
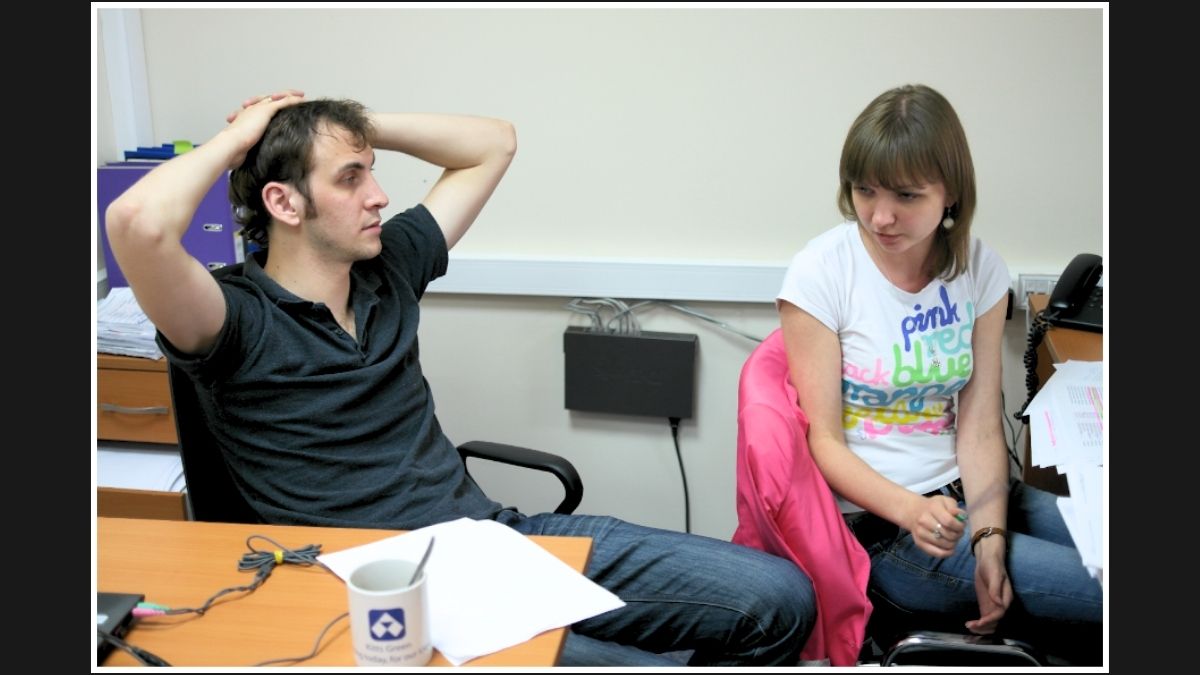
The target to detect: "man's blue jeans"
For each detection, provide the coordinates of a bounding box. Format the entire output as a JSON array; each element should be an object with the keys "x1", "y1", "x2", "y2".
[
  {"x1": 845, "y1": 480, "x2": 1102, "y2": 663},
  {"x1": 497, "y1": 510, "x2": 816, "y2": 666}
]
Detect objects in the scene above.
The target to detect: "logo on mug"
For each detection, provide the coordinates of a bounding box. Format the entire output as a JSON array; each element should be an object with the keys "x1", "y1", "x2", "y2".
[{"x1": 367, "y1": 608, "x2": 407, "y2": 640}]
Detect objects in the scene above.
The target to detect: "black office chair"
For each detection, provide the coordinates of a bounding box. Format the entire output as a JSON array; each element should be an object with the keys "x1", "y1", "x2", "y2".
[{"x1": 167, "y1": 362, "x2": 584, "y2": 523}]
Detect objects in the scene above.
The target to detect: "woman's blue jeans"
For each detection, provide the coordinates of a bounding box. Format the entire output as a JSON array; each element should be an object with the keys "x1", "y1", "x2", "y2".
[
  {"x1": 844, "y1": 479, "x2": 1103, "y2": 664},
  {"x1": 497, "y1": 510, "x2": 816, "y2": 666}
]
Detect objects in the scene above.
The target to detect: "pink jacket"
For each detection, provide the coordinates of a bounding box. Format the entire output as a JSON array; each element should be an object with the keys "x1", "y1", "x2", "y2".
[{"x1": 732, "y1": 329, "x2": 872, "y2": 666}]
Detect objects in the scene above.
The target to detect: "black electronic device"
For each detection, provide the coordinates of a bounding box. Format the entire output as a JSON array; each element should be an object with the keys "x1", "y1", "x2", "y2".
[
  {"x1": 1045, "y1": 253, "x2": 1102, "y2": 333},
  {"x1": 563, "y1": 327, "x2": 698, "y2": 419},
  {"x1": 97, "y1": 592, "x2": 143, "y2": 663},
  {"x1": 1014, "y1": 253, "x2": 1103, "y2": 420}
]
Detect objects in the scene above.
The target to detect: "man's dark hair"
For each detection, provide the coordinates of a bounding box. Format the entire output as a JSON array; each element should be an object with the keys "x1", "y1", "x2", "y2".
[{"x1": 229, "y1": 99, "x2": 373, "y2": 248}]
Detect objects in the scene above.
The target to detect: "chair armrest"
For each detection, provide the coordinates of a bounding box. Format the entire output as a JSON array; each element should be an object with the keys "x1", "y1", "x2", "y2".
[{"x1": 457, "y1": 441, "x2": 584, "y2": 515}]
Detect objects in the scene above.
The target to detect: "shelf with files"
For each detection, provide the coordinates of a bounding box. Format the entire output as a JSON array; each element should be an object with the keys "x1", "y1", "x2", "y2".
[{"x1": 98, "y1": 165, "x2": 239, "y2": 288}]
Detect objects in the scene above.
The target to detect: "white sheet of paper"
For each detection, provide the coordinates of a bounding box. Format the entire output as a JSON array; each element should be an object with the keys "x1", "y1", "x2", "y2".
[
  {"x1": 1056, "y1": 495, "x2": 1102, "y2": 579},
  {"x1": 318, "y1": 517, "x2": 624, "y2": 665},
  {"x1": 1029, "y1": 360, "x2": 1104, "y2": 579},
  {"x1": 1025, "y1": 360, "x2": 1104, "y2": 470},
  {"x1": 1063, "y1": 463, "x2": 1104, "y2": 572},
  {"x1": 97, "y1": 446, "x2": 185, "y2": 491},
  {"x1": 97, "y1": 287, "x2": 164, "y2": 360},
  {"x1": 1025, "y1": 394, "x2": 1061, "y2": 469}
]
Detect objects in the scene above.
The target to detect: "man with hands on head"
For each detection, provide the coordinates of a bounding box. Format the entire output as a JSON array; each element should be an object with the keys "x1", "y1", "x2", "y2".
[{"x1": 105, "y1": 90, "x2": 816, "y2": 667}]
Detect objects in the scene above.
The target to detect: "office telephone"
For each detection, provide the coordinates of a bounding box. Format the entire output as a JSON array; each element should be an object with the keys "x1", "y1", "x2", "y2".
[
  {"x1": 1045, "y1": 253, "x2": 1103, "y2": 333},
  {"x1": 1014, "y1": 253, "x2": 1103, "y2": 421}
]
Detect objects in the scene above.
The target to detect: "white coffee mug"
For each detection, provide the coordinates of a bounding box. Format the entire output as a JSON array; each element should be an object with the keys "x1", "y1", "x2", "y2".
[{"x1": 346, "y1": 558, "x2": 433, "y2": 667}]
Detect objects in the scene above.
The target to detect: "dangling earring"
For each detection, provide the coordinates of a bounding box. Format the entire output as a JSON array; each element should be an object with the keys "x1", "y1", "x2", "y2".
[{"x1": 941, "y1": 207, "x2": 955, "y2": 230}]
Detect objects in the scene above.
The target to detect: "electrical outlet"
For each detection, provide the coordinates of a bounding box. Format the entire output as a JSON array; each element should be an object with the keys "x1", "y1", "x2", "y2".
[{"x1": 1015, "y1": 274, "x2": 1060, "y2": 311}]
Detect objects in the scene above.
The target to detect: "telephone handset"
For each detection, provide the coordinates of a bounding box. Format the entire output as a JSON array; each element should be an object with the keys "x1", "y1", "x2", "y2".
[
  {"x1": 1046, "y1": 253, "x2": 1103, "y2": 333},
  {"x1": 1014, "y1": 253, "x2": 1103, "y2": 421}
]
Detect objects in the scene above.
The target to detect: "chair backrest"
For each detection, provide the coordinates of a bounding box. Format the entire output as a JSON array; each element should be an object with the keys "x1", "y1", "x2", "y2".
[
  {"x1": 168, "y1": 361, "x2": 261, "y2": 523},
  {"x1": 731, "y1": 328, "x2": 872, "y2": 666},
  {"x1": 164, "y1": 263, "x2": 260, "y2": 523}
]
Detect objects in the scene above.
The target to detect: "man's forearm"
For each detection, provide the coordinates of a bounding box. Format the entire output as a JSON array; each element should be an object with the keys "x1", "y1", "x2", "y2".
[
  {"x1": 106, "y1": 130, "x2": 246, "y2": 246},
  {"x1": 369, "y1": 112, "x2": 516, "y2": 170}
]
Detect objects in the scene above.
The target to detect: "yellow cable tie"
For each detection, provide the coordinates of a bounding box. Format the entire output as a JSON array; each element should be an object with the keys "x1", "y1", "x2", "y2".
[{"x1": 274, "y1": 550, "x2": 284, "y2": 565}]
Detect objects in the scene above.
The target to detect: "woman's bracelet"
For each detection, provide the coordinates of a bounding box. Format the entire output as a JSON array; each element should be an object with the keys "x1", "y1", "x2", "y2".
[{"x1": 970, "y1": 526, "x2": 1007, "y2": 557}]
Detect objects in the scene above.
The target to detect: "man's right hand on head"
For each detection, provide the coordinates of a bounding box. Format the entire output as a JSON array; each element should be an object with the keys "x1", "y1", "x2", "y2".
[
  {"x1": 226, "y1": 89, "x2": 305, "y2": 123},
  {"x1": 223, "y1": 90, "x2": 305, "y2": 169}
]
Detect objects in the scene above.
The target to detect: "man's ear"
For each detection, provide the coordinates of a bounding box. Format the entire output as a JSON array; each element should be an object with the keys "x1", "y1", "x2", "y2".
[{"x1": 262, "y1": 182, "x2": 303, "y2": 226}]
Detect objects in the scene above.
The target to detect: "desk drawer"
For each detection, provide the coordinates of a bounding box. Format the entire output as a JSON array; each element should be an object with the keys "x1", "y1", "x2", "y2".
[
  {"x1": 98, "y1": 367, "x2": 178, "y2": 444},
  {"x1": 98, "y1": 487, "x2": 187, "y2": 521}
]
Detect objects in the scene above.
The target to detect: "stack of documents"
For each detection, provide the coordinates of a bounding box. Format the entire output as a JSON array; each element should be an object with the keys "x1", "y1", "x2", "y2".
[
  {"x1": 97, "y1": 446, "x2": 185, "y2": 492},
  {"x1": 1024, "y1": 360, "x2": 1104, "y2": 579},
  {"x1": 319, "y1": 518, "x2": 624, "y2": 665},
  {"x1": 97, "y1": 287, "x2": 163, "y2": 360}
]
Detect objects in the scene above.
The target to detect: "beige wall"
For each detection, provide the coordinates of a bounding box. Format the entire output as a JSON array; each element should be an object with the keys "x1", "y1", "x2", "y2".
[
  {"x1": 95, "y1": 7, "x2": 1104, "y2": 537},
  {"x1": 129, "y1": 7, "x2": 1103, "y2": 269}
]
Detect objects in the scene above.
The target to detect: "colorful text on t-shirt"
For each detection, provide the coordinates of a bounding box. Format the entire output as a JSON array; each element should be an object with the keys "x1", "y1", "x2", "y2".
[{"x1": 840, "y1": 284, "x2": 976, "y2": 438}]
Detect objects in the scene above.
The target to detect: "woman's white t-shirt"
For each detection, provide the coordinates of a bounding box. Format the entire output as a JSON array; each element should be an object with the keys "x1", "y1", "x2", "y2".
[{"x1": 777, "y1": 221, "x2": 1010, "y2": 512}]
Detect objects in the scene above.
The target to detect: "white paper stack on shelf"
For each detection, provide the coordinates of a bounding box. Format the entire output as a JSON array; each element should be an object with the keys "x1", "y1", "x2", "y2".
[
  {"x1": 1025, "y1": 359, "x2": 1104, "y2": 580},
  {"x1": 97, "y1": 445, "x2": 186, "y2": 492},
  {"x1": 98, "y1": 287, "x2": 163, "y2": 360}
]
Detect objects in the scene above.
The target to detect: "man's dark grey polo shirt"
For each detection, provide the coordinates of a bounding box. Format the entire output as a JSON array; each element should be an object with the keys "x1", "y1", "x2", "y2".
[{"x1": 160, "y1": 205, "x2": 504, "y2": 528}]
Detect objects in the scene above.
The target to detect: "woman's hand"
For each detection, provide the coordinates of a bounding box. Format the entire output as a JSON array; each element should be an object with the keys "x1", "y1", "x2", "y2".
[
  {"x1": 905, "y1": 494, "x2": 966, "y2": 558},
  {"x1": 966, "y1": 537, "x2": 1012, "y2": 634}
]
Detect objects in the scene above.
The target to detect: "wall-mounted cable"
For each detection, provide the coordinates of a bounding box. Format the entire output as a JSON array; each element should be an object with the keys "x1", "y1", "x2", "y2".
[
  {"x1": 668, "y1": 416, "x2": 691, "y2": 534},
  {"x1": 566, "y1": 297, "x2": 764, "y2": 343}
]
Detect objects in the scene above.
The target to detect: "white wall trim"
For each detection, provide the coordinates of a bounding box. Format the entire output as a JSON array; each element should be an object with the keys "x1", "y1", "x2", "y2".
[
  {"x1": 426, "y1": 258, "x2": 1059, "y2": 304},
  {"x1": 100, "y1": 254, "x2": 1039, "y2": 304},
  {"x1": 428, "y1": 256, "x2": 788, "y2": 303}
]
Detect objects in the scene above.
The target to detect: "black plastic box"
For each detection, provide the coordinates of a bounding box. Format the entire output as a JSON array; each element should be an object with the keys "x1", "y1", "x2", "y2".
[{"x1": 563, "y1": 327, "x2": 697, "y2": 419}]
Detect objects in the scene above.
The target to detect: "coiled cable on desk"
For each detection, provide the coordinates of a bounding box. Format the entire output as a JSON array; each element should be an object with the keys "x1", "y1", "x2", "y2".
[
  {"x1": 134, "y1": 535, "x2": 328, "y2": 618},
  {"x1": 123, "y1": 534, "x2": 346, "y2": 667},
  {"x1": 238, "y1": 536, "x2": 329, "y2": 575}
]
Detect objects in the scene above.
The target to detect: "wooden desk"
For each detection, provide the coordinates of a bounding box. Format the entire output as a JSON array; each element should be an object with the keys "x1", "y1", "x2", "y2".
[
  {"x1": 97, "y1": 518, "x2": 592, "y2": 667},
  {"x1": 1021, "y1": 294, "x2": 1103, "y2": 495}
]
